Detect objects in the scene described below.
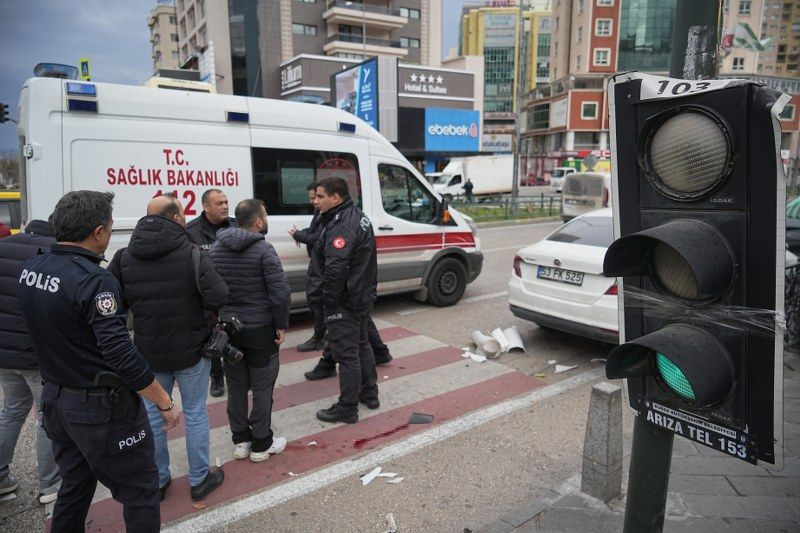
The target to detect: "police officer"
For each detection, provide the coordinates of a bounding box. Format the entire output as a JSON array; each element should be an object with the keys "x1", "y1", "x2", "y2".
[
  {"x1": 310, "y1": 177, "x2": 379, "y2": 424},
  {"x1": 18, "y1": 191, "x2": 180, "y2": 532}
]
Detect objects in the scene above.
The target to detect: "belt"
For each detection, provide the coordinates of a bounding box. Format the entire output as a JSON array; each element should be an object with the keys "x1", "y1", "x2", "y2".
[{"x1": 52, "y1": 384, "x2": 112, "y2": 396}]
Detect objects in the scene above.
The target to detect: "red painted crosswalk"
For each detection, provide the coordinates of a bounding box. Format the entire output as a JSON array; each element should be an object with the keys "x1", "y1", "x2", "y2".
[{"x1": 60, "y1": 321, "x2": 544, "y2": 531}]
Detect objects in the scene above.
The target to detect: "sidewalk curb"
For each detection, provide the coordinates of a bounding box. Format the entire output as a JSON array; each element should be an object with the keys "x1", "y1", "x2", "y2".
[{"x1": 476, "y1": 216, "x2": 563, "y2": 229}]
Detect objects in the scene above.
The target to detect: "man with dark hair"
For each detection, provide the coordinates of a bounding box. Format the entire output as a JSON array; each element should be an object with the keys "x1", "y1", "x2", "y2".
[
  {"x1": 0, "y1": 217, "x2": 61, "y2": 504},
  {"x1": 210, "y1": 199, "x2": 291, "y2": 462},
  {"x1": 310, "y1": 177, "x2": 379, "y2": 424},
  {"x1": 108, "y1": 194, "x2": 228, "y2": 502},
  {"x1": 187, "y1": 188, "x2": 235, "y2": 397},
  {"x1": 18, "y1": 190, "x2": 180, "y2": 532}
]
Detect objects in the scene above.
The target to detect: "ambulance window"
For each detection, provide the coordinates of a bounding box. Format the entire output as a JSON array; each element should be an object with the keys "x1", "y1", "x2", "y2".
[
  {"x1": 252, "y1": 148, "x2": 361, "y2": 215},
  {"x1": 378, "y1": 164, "x2": 437, "y2": 224},
  {"x1": 0, "y1": 203, "x2": 11, "y2": 226}
]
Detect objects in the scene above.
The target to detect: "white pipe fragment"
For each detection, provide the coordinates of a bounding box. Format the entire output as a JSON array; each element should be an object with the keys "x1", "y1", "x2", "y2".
[
  {"x1": 360, "y1": 466, "x2": 382, "y2": 485},
  {"x1": 502, "y1": 326, "x2": 525, "y2": 352}
]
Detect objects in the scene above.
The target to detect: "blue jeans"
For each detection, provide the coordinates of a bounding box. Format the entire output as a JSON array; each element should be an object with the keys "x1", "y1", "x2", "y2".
[{"x1": 144, "y1": 357, "x2": 211, "y2": 488}]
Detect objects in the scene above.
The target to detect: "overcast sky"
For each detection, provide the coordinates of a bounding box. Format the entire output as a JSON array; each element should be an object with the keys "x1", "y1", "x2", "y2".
[{"x1": 0, "y1": 0, "x2": 465, "y2": 153}]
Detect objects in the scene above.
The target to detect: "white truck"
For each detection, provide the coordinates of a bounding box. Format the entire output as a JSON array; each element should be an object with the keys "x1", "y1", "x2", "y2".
[{"x1": 431, "y1": 155, "x2": 514, "y2": 201}]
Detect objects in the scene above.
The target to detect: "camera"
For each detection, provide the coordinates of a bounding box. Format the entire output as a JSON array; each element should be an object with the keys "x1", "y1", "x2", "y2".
[{"x1": 202, "y1": 316, "x2": 245, "y2": 364}]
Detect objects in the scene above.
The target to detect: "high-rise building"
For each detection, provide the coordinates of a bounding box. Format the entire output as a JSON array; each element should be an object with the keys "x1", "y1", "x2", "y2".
[
  {"x1": 522, "y1": 0, "x2": 678, "y2": 184},
  {"x1": 148, "y1": 1, "x2": 181, "y2": 73},
  {"x1": 459, "y1": 5, "x2": 551, "y2": 135}
]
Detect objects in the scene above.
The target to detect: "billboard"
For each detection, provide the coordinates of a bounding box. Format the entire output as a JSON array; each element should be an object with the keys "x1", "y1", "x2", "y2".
[
  {"x1": 424, "y1": 108, "x2": 480, "y2": 152},
  {"x1": 334, "y1": 57, "x2": 379, "y2": 129},
  {"x1": 481, "y1": 134, "x2": 513, "y2": 152}
]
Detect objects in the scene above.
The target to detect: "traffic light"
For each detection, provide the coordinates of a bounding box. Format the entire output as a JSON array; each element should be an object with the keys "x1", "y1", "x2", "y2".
[
  {"x1": 0, "y1": 102, "x2": 8, "y2": 123},
  {"x1": 603, "y1": 73, "x2": 788, "y2": 468}
]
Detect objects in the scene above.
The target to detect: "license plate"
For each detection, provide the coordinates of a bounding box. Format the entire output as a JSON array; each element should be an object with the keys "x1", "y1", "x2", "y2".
[{"x1": 537, "y1": 266, "x2": 584, "y2": 286}]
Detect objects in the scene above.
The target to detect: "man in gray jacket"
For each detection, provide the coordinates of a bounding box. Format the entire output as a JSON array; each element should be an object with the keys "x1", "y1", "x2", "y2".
[{"x1": 209, "y1": 199, "x2": 291, "y2": 462}]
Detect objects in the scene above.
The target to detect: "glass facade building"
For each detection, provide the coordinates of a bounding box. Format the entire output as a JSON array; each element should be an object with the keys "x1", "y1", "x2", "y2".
[{"x1": 617, "y1": 0, "x2": 677, "y2": 72}]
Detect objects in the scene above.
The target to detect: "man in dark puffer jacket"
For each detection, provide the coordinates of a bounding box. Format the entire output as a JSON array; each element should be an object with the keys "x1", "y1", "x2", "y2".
[
  {"x1": 0, "y1": 219, "x2": 61, "y2": 503},
  {"x1": 108, "y1": 195, "x2": 228, "y2": 502},
  {"x1": 210, "y1": 199, "x2": 291, "y2": 463}
]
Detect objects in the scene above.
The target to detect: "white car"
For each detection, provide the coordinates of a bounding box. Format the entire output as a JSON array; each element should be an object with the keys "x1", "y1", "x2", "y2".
[{"x1": 508, "y1": 208, "x2": 618, "y2": 344}]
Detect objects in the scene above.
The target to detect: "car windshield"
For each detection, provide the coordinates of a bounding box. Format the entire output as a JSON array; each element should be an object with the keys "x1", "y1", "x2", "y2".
[
  {"x1": 547, "y1": 216, "x2": 614, "y2": 248},
  {"x1": 433, "y1": 174, "x2": 452, "y2": 185},
  {"x1": 552, "y1": 169, "x2": 567, "y2": 178}
]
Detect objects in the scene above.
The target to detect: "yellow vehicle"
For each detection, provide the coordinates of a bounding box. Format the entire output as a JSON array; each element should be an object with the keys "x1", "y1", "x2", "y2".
[{"x1": 0, "y1": 191, "x2": 21, "y2": 234}]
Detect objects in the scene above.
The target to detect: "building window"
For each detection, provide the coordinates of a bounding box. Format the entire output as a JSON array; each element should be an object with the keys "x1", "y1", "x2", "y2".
[
  {"x1": 577, "y1": 26, "x2": 583, "y2": 42},
  {"x1": 169, "y1": 15, "x2": 177, "y2": 24},
  {"x1": 172, "y1": 51, "x2": 179, "y2": 59},
  {"x1": 197, "y1": 0, "x2": 204, "y2": 18},
  {"x1": 399, "y1": 7, "x2": 420, "y2": 19},
  {"x1": 593, "y1": 48, "x2": 611, "y2": 66},
  {"x1": 292, "y1": 23, "x2": 317, "y2": 35},
  {"x1": 597, "y1": 0, "x2": 613, "y2": 5},
  {"x1": 582, "y1": 102, "x2": 599, "y2": 119},
  {"x1": 595, "y1": 19, "x2": 612, "y2": 36},
  {"x1": 739, "y1": 0, "x2": 751, "y2": 15},
  {"x1": 732, "y1": 57, "x2": 745, "y2": 70},
  {"x1": 780, "y1": 104, "x2": 795, "y2": 120},
  {"x1": 579, "y1": 0, "x2": 585, "y2": 11},
  {"x1": 554, "y1": 41, "x2": 558, "y2": 55},
  {"x1": 576, "y1": 55, "x2": 581, "y2": 70},
  {"x1": 531, "y1": 104, "x2": 550, "y2": 129},
  {"x1": 171, "y1": 33, "x2": 179, "y2": 42},
  {"x1": 400, "y1": 37, "x2": 420, "y2": 48}
]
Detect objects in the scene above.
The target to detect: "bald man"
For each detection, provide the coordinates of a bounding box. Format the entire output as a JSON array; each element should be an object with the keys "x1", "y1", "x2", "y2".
[{"x1": 108, "y1": 194, "x2": 229, "y2": 502}]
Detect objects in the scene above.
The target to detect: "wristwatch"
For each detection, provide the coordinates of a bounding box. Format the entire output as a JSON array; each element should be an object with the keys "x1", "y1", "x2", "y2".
[{"x1": 157, "y1": 397, "x2": 174, "y2": 412}]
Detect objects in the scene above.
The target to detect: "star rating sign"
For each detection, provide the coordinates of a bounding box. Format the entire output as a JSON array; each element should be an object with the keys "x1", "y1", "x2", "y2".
[
  {"x1": 410, "y1": 73, "x2": 418, "y2": 82},
  {"x1": 436, "y1": 75, "x2": 443, "y2": 84},
  {"x1": 427, "y1": 75, "x2": 435, "y2": 83}
]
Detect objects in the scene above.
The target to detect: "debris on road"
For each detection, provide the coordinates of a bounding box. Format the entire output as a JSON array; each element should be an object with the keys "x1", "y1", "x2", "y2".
[
  {"x1": 534, "y1": 373, "x2": 546, "y2": 378},
  {"x1": 385, "y1": 513, "x2": 398, "y2": 532},
  {"x1": 215, "y1": 456, "x2": 223, "y2": 468},
  {"x1": 378, "y1": 472, "x2": 397, "y2": 478},
  {"x1": 471, "y1": 330, "x2": 500, "y2": 358},
  {"x1": 470, "y1": 326, "x2": 526, "y2": 358},
  {"x1": 307, "y1": 440, "x2": 318, "y2": 446},
  {"x1": 361, "y1": 466, "x2": 383, "y2": 485},
  {"x1": 288, "y1": 471, "x2": 298, "y2": 477},
  {"x1": 192, "y1": 502, "x2": 206, "y2": 510},
  {"x1": 461, "y1": 349, "x2": 487, "y2": 363},
  {"x1": 555, "y1": 364, "x2": 578, "y2": 374},
  {"x1": 386, "y1": 477, "x2": 404, "y2": 484},
  {"x1": 547, "y1": 359, "x2": 557, "y2": 365},
  {"x1": 502, "y1": 326, "x2": 526, "y2": 352},
  {"x1": 590, "y1": 358, "x2": 607, "y2": 364},
  {"x1": 408, "y1": 412, "x2": 434, "y2": 424}
]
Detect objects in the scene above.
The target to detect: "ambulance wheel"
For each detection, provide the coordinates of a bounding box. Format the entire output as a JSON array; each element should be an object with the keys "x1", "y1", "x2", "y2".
[{"x1": 426, "y1": 257, "x2": 466, "y2": 307}]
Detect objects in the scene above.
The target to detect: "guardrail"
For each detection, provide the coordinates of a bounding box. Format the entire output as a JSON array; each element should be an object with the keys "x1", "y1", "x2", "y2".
[
  {"x1": 326, "y1": 1, "x2": 404, "y2": 17},
  {"x1": 449, "y1": 194, "x2": 562, "y2": 222},
  {"x1": 326, "y1": 33, "x2": 402, "y2": 48}
]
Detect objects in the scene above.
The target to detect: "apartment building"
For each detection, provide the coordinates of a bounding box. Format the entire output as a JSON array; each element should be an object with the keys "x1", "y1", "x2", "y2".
[
  {"x1": 147, "y1": 1, "x2": 181, "y2": 73},
  {"x1": 174, "y1": 0, "x2": 234, "y2": 93}
]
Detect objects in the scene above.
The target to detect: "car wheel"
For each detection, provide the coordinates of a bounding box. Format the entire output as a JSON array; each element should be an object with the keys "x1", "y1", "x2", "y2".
[{"x1": 426, "y1": 257, "x2": 467, "y2": 307}]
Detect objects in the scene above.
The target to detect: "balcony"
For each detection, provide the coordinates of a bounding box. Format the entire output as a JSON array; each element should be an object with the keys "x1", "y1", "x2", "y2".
[
  {"x1": 324, "y1": 33, "x2": 408, "y2": 58},
  {"x1": 323, "y1": 1, "x2": 408, "y2": 31}
]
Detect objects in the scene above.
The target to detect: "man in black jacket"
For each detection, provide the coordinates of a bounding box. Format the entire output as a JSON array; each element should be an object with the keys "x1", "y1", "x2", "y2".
[
  {"x1": 108, "y1": 194, "x2": 228, "y2": 502},
  {"x1": 187, "y1": 188, "x2": 235, "y2": 397},
  {"x1": 0, "y1": 219, "x2": 61, "y2": 503},
  {"x1": 310, "y1": 177, "x2": 379, "y2": 424},
  {"x1": 210, "y1": 199, "x2": 291, "y2": 462}
]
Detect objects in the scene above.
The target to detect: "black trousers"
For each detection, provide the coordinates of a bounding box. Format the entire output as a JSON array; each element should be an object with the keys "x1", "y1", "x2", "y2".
[
  {"x1": 226, "y1": 324, "x2": 280, "y2": 452},
  {"x1": 309, "y1": 298, "x2": 326, "y2": 339},
  {"x1": 211, "y1": 356, "x2": 223, "y2": 380},
  {"x1": 326, "y1": 312, "x2": 378, "y2": 411},
  {"x1": 319, "y1": 315, "x2": 389, "y2": 367},
  {"x1": 41, "y1": 382, "x2": 159, "y2": 533}
]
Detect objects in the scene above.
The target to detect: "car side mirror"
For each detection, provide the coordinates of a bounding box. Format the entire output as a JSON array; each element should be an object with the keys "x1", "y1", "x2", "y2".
[{"x1": 437, "y1": 199, "x2": 451, "y2": 225}]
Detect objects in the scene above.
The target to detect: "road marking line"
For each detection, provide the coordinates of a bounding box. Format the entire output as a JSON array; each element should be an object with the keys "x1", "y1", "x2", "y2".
[
  {"x1": 478, "y1": 221, "x2": 562, "y2": 232},
  {"x1": 482, "y1": 245, "x2": 526, "y2": 253},
  {"x1": 163, "y1": 368, "x2": 604, "y2": 533},
  {"x1": 396, "y1": 290, "x2": 508, "y2": 315}
]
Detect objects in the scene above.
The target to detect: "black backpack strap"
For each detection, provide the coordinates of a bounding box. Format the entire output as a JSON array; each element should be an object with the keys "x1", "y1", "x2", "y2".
[{"x1": 191, "y1": 246, "x2": 201, "y2": 293}]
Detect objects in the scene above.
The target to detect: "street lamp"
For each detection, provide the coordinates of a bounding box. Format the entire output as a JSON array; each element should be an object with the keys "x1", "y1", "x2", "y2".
[{"x1": 345, "y1": 1, "x2": 367, "y2": 58}]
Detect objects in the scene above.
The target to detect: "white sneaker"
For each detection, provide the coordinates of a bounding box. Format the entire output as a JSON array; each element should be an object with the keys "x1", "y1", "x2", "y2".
[
  {"x1": 233, "y1": 442, "x2": 251, "y2": 460},
  {"x1": 39, "y1": 491, "x2": 58, "y2": 504},
  {"x1": 249, "y1": 436, "x2": 287, "y2": 463}
]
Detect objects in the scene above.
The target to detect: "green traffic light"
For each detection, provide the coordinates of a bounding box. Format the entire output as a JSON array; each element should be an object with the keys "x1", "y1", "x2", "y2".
[{"x1": 655, "y1": 352, "x2": 696, "y2": 401}]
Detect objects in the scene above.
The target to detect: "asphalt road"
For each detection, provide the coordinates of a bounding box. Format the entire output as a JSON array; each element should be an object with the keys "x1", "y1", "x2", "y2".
[{"x1": 0, "y1": 219, "x2": 616, "y2": 532}]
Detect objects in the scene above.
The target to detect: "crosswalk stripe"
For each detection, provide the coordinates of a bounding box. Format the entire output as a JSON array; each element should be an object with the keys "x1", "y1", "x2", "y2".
[{"x1": 85, "y1": 371, "x2": 543, "y2": 530}]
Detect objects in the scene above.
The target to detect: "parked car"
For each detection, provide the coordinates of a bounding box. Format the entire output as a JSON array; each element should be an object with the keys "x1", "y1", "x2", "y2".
[
  {"x1": 549, "y1": 167, "x2": 576, "y2": 193},
  {"x1": 508, "y1": 207, "x2": 618, "y2": 344},
  {"x1": 561, "y1": 171, "x2": 611, "y2": 222}
]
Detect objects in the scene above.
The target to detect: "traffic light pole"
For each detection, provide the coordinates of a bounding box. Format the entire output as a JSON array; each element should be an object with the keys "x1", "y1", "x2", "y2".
[{"x1": 621, "y1": 2, "x2": 722, "y2": 532}]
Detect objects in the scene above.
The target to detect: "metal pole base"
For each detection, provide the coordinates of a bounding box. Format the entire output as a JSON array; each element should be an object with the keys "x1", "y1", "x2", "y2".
[{"x1": 623, "y1": 417, "x2": 674, "y2": 533}]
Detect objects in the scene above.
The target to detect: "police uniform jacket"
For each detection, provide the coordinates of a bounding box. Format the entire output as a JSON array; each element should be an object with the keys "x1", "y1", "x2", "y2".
[
  {"x1": 108, "y1": 215, "x2": 229, "y2": 373},
  {"x1": 0, "y1": 220, "x2": 56, "y2": 370},
  {"x1": 186, "y1": 212, "x2": 235, "y2": 250},
  {"x1": 209, "y1": 228, "x2": 291, "y2": 330},
  {"x1": 17, "y1": 245, "x2": 155, "y2": 391},
  {"x1": 292, "y1": 209, "x2": 323, "y2": 258},
  {"x1": 308, "y1": 198, "x2": 377, "y2": 317}
]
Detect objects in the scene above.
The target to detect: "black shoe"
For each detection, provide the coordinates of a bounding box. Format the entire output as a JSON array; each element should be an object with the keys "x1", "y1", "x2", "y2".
[
  {"x1": 190, "y1": 469, "x2": 225, "y2": 501},
  {"x1": 359, "y1": 397, "x2": 380, "y2": 410},
  {"x1": 316, "y1": 403, "x2": 358, "y2": 424},
  {"x1": 375, "y1": 353, "x2": 393, "y2": 366},
  {"x1": 297, "y1": 335, "x2": 325, "y2": 352},
  {"x1": 209, "y1": 375, "x2": 225, "y2": 398},
  {"x1": 159, "y1": 476, "x2": 172, "y2": 502},
  {"x1": 304, "y1": 364, "x2": 337, "y2": 381}
]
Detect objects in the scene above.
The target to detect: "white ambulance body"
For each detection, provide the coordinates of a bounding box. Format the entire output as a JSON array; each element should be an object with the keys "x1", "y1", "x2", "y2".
[{"x1": 17, "y1": 77, "x2": 483, "y2": 307}]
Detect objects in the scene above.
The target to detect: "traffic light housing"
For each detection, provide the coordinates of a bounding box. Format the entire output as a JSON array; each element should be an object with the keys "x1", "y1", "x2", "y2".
[
  {"x1": 604, "y1": 73, "x2": 787, "y2": 468},
  {"x1": 0, "y1": 102, "x2": 8, "y2": 123}
]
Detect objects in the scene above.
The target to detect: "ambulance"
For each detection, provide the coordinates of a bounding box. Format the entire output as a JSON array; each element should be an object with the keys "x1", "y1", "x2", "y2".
[{"x1": 16, "y1": 77, "x2": 483, "y2": 307}]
